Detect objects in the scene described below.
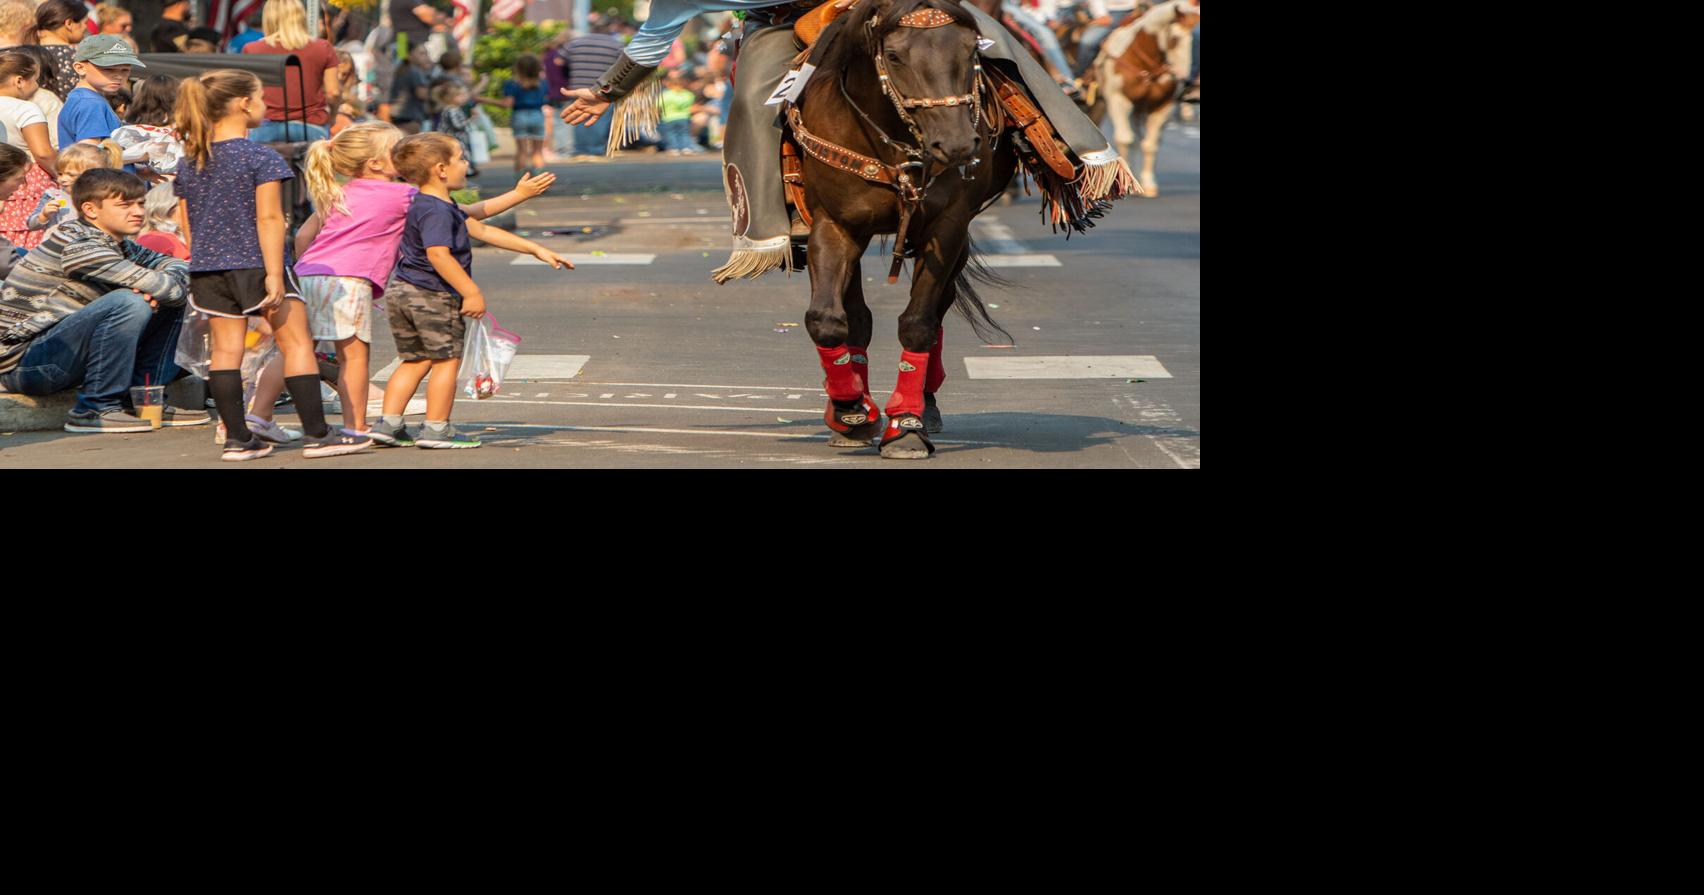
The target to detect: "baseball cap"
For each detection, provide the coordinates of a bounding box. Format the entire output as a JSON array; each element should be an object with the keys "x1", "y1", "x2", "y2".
[{"x1": 73, "y1": 34, "x2": 147, "y2": 70}]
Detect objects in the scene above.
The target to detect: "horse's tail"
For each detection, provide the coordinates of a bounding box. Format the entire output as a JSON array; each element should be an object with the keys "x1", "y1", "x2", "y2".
[{"x1": 950, "y1": 236, "x2": 1015, "y2": 346}]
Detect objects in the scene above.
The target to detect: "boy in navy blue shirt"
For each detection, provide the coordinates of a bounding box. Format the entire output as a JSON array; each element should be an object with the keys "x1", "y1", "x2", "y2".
[
  {"x1": 60, "y1": 35, "x2": 141, "y2": 146},
  {"x1": 373, "y1": 133, "x2": 570, "y2": 449}
]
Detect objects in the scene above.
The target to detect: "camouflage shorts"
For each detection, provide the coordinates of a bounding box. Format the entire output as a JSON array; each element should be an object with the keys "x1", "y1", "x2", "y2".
[{"x1": 386, "y1": 281, "x2": 466, "y2": 361}]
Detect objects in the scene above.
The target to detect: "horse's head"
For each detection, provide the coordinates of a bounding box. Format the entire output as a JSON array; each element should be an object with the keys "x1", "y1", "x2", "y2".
[{"x1": 858, "y1": 0, "x2": 987, "y2": 167}]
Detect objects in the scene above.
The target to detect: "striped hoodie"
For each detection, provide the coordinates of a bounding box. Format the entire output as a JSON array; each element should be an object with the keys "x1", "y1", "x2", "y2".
[{"x1": 0, "y1": 220, "x2": 190, "y2": 375}]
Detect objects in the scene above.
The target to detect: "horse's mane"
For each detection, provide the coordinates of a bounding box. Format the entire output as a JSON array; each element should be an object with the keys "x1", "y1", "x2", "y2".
[{"x1": 815, "y1": 0, "x2": 980, "y2": 74}]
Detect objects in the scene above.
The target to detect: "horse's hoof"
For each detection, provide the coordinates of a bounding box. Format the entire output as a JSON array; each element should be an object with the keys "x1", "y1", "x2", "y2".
[
  {"x1": 922, "y1": 395, "x2": 944, "y2": 433},
  {"x1": 880, "y1": 415, "x2": 936, "y2": 459},
  {"x1": 1141, "y1": 180, "x2": 1159, "y2": 197},
  {"x1": 824, "y1": 397, "x2": 880, "y2": 446}
]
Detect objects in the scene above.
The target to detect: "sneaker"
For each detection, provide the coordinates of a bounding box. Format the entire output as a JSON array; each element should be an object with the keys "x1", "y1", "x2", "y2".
[
  {"x1": 221, "y1": 435, "x2": 274, "y2": 461},
  {"x1": 302, "y1": 430, "x2": 373, "y2": 458},
  {"x1": 64, "y1": 408, "x2": 154, "y2": 433},
  {"x1": 158, "y1": 405, "x2": 211, "y2": 427},
  {"x1": 415, "y1": 424, "x2": 481, "y2": 449},
  {"x1": 367, "y1": 418, "x2": 415, "y2": 447},
  {"x1": 246, "y1": 414, "x2": 302, "y2": 444}
]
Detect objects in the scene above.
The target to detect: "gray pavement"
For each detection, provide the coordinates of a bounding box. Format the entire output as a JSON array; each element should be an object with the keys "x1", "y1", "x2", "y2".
[{"x1": 0, "y1": 123, "x2": 1200, "y2": 468}]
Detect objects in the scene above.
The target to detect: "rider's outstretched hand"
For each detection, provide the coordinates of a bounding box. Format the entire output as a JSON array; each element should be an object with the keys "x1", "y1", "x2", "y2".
[{"x1": 560, "y1": 87, "x2": 611, "y2": 126}]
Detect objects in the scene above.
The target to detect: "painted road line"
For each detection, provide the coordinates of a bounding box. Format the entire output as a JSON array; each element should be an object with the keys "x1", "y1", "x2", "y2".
[
  {"x1": 372, "y1": 355, "x2": 590, "y2": 382},
  {"x1": 536, "y1": 217, "x2": 727, "y2": 226},
  {"x1": 512, "y1": 253, "x2": 656, "y2": 265},
  {"x1": 481, "y1": 422, "x2": 1009, "y2": 445},
  {"x1": 964, "y1": 356, "x2": 1173, "y2": 380},
  {"x1": 981, "y1": 255, "x2": 1062, "y2": 267},
  {"x1": 478, "y1": 398, "x2": 818, "y2": 414},
  {"x1": 973, "y1": 221, "x2": 1061, "y2": 267},
  {"x1": 1112, "y1": 394, "x2": 1200, "y2": 469},
  {"x1": 523, "y1": 381, "x2": 828, "y2": 391}
]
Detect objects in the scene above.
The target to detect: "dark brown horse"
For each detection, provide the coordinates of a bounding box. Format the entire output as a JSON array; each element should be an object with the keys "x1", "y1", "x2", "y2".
[{"x1": 790, "y1": 0, "x2": 1017, "y2": 458}]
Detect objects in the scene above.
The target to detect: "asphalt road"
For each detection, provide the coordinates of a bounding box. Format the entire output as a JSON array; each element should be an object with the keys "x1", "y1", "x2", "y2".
[{"x1": 0, "y1": 121, "x2": 1200, "y2": 468}]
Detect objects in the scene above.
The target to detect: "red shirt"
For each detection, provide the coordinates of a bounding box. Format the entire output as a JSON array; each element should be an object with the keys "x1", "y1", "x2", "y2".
[
  {"x1": 243, "y1": 38, "x2": 338, "y2": 126},
  {"x1": 136, "y1": 231, "x2": 190, "y2": 261}
]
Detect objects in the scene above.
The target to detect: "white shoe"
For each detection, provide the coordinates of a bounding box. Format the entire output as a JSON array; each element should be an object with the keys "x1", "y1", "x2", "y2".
[{"x1": 246, "y1": 414, "x2": 302, "y2": 444}]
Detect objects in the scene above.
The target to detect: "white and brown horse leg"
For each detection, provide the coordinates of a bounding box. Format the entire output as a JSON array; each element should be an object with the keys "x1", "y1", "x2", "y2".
[
  {"x1": 1138, "y1": 96, "x2": 1172, "y2": 197},
  {"x1": 1101, "y1": 69, "x2": 1140, "y2": 186},
  {"x1": 806, "y1": 217, "x2": 881, "y2": 447}
]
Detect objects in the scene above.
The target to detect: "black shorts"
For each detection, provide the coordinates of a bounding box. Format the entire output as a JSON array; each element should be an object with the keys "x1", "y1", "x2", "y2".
[{"x1": 189, "y1": 269, "x2": 301, "y2": 318}]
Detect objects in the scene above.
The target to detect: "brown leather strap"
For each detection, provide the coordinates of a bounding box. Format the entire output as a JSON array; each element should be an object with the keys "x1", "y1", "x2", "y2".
[
  {"x1": 781, "y1": 139, "x2": 812, "y2": 227},
  {"x1": 986, "y1": 67, "x2": 1075, "y2": 180}
]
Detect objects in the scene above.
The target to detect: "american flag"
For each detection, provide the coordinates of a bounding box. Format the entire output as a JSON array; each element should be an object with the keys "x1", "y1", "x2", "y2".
[
  {"x1": 209, "y1": 0, "x2": 269, "y2": 41},
  {"x1": 452, "y1": 0, "x2": 484, "y2": 56},
  {"x1": 489, "y1": 0, "x2": 526, "y2": 22}
]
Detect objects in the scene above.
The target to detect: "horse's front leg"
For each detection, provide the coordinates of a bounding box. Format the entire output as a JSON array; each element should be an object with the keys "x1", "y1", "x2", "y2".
[
  {"x1": 806, "y1": 217, "x2": 881, "y2": 446},
  {"x1": 881, "y1": 226, "x2": 968, "y2": 458},
  {"x1": 1139, "y1": 98, "x2": 1171, "y2": 197}
]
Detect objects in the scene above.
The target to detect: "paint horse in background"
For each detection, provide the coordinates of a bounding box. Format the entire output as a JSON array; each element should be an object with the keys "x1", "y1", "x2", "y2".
[{"x1": 1093, "y1": 0, "x2": 1199, "y2": 196}]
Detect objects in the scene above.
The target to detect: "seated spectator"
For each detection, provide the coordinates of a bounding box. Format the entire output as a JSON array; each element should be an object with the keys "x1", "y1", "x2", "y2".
[
  {"x1": 0, "y1": 0, "x2": 33, "y2": 51},
  {"x1": 124, "y1": 74, "x2": 178, "y2": 127},
  {"x1": 29, "y1": 140, "x2": 122, "y2": 234},
  {"x1": 185, "y1": 27, "x2": 223, "y2": 54},
  {"x1": 135, "y1": 182, "x2": 188, "y2": 260},
  {"x1": 0, "y1": 168, "x2": 211, "y2": 432},
  {"x1": 4, "y1": 46, "x2": 67, "y2": 148},
  {"x1": 94, "y1": 4, "x2": 133, "y2": 39},
  {"x1": 149, "y1": 21, "x2": 189, "y2": 53},
  {"x1": 228, "y1": 10, "x2": 267, "y2": 54},
  {"x1": 243, "y1": 0, "x2": 341, "y2": 143},
  {"x1": 34, "y1": 0, "x2": 90, "y2": 101},
  {"x1": 0, "y1": 143, "x2": 30, "y2": 278}
]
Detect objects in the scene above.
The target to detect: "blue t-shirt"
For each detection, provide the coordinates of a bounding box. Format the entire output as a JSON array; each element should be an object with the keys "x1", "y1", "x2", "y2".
[
  {"x1": 502, "y1": 80, "x2": 548, "y2": 111},
  {"x1": 395, "y1": 193, "x2": 472, "y2": 296},
  {"x1": 227, "y1": 29, "x2": 266, "y2": 53},
  {"x1": 173, "y1": 138, "x2": 295, "y2": 273},
  {"x1": 59, "y1": 87, "x2": 123, "y2": 146}
]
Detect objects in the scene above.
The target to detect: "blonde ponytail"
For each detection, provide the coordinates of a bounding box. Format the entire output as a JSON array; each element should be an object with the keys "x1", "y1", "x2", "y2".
[
  {"x1": 302, "y1": 121, "x2": 402, "y2": 216},
  {"x1": 174, "y1": 69, "x2": 263, "y2": 171}
]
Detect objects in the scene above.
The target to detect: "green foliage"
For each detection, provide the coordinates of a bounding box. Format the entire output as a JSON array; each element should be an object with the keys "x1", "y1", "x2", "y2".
[
  {"x1": 451, "y1": 188, "x2": 481, "y2": 205},
  {"x1": 472, "y1": 19, "x2": 569, "y2": 127}
]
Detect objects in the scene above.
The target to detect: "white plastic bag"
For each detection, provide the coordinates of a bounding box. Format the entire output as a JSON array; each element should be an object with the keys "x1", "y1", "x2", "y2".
[
  {"x1": 468, "y1": 128, "x2": 490, "y2": 165},
  {"x1": 458, "y1": 314, "x2": 521, "y2": 399},
  {"x1": 174, "y1": 308, "x2": 212, "y2": 379}
]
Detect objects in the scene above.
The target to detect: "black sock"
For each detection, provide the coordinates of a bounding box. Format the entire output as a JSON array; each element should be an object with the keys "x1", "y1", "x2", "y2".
[
  {"x1": 286, "y1": 374, "x2": 330, "y2": 438},
  {"x1": 209, "y1": 370, "x2": 252, "y2": 442},
  {"x1": 318, "y1": 359, "x2": 340, "y2": 384}
]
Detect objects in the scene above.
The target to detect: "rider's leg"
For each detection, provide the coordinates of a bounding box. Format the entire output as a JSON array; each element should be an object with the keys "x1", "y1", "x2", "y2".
[{"x1": 711, "y1": 24, "x2": 802, "y2": 283}]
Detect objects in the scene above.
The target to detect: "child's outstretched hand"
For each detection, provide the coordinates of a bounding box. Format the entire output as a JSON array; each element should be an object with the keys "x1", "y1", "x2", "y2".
[
  {"x1": 514, "y1": 171, "x2": 556, "y2": 197},
  {"x1": 533, "y1": 248, "x2": 573, "y2": 269}
]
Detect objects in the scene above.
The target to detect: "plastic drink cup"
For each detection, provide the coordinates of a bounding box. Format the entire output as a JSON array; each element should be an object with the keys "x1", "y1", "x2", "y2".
[{"x1": 130, "y1": 385, "x2": 165, "y2": 429}]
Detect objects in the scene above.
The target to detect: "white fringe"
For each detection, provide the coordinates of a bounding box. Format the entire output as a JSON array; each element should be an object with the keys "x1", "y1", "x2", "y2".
[
  {"x1": 1080, "y1": 155, "x2": 1142, "y2": 200},
  {"x1": 711, "y1": 246, "x2": 791, "y2": 284},
  {"x1": 605, "y1": 79, "x2": 663, "y2": 156}
]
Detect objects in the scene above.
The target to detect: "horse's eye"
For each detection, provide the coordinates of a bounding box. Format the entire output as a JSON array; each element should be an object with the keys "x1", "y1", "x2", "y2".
[{"x1": 886, "y1": 51, "x2": 903, "y2": 63}]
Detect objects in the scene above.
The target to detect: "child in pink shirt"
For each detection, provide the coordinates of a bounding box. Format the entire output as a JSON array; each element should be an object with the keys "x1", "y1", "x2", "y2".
[{"x1": 294, "y1": 122, "x2": 553, "y2": 437}]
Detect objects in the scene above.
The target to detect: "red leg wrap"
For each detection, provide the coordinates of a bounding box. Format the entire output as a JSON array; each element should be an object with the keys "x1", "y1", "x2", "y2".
[
  {"x1": 817, "y1": 345, "x2": 864, "y2": 402},
  {"x1": 849, "y1": 345, "x2": 873, "y2": 399},
  {"x1": 884, "y1": 350, "x2": 931, "y2": 419},
  {"x1": 925, "y1": 328, "x2": 945, "y2": 394}
]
